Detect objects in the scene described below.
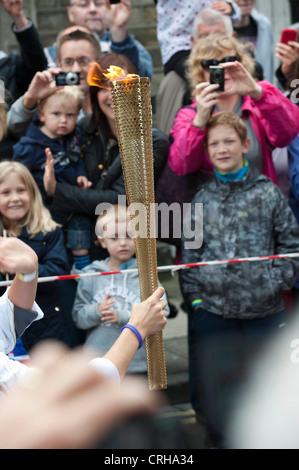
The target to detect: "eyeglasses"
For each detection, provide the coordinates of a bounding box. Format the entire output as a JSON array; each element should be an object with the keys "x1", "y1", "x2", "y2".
[
  {"x1": 70, "y1": 0, "x2": 105, "y2": 7},
  {"x1": 60, "y1": 57, "x2": 93, "y2": 67},
  {"x1": 201, "y1": 55, "x2": 240, "y2": 71}
]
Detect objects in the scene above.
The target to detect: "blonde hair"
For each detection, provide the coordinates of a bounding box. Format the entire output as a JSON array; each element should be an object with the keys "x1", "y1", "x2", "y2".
[
  {"x1": 38, "y1": 85, "x2": 84, "y2": 113},
  {"x1": 187, "y1": 32, "x2": 255, "y2": 95},
  {"x1": 0, "y1": 161, "x2": 59, "y2": 237},
  {"x1": 206, "y1": 112, "x2": 248, "y2": 143},
  {"x1": 96, "y1": 204, "x2": 129, "y2": 239},
  {"x1": 0, "y1": 104, "x2": 7, "y2": 141}
]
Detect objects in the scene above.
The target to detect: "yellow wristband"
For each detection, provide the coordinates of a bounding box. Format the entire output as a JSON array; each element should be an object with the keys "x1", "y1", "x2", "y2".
[{"x1": 16, "y1": 269, "x2": 38, "y2": 283}]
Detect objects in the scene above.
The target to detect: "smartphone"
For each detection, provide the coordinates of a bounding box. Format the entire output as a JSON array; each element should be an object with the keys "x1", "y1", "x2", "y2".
[
  {"x1": 280, "y1": 28, "x2": 297, "y2": 44},
  {"x1": 210, "y1": 66, "x2": 225, "y2": 92}
]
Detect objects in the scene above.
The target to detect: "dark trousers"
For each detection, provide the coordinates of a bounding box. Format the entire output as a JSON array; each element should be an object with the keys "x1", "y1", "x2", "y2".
[{"x1": 188, "y1": 306, "x2": 287, "y2": 447}]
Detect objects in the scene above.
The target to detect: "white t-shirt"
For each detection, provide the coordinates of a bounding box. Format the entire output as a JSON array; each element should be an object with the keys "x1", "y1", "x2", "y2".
[{"x1": 0, "y1": 289, "x2": 120, "y2": 397}]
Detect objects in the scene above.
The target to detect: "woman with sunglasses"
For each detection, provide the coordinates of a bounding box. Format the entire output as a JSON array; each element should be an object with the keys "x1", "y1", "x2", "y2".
[{"x1": 167, "y1": 32, "x2": 299, "y2": 184}]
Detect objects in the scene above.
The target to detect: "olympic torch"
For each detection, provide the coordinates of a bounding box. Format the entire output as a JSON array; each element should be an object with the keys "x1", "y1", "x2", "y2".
[{"x1": 109, "y1": 73, "x2": 167, "y2": 390}]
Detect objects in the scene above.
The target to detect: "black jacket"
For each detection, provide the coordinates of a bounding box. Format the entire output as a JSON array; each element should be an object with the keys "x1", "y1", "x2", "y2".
[
  {"x1": 0, "y1": 226, "x2": 71, "y2": 350},
  {"x1": 0, "y1": 20, "x2": 47, "y2": 102},
  {"x1": 51, "y1": 117, "x2": 169, "y2": 260},
  {"x1": 51, "y1": 118, "x2": 169, "y2": 216}
]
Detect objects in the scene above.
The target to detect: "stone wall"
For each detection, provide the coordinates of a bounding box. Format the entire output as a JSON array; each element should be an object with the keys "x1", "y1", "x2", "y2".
[
  {"x1": 0, "y1": 0, "x2": 162, "y2": 96},
  {"x1": 0, "y1": 0, "x2": 293, "y2": 96}
]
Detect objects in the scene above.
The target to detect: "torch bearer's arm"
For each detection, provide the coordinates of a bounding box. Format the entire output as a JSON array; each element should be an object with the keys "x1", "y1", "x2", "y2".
[{"x1": 103, "y1": 287, "x2": 167, "y2": 379}]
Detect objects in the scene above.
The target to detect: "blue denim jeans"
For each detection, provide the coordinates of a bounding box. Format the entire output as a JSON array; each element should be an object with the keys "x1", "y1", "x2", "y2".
[
  {"x1": 188, "y1": 306, "x2": 287, "y2": 447},
  {"x1": 66, "y1": 215, "x2": 91, "y2": 251},
  {"x1": 51, "y1": 210, "x2": 91, "y2": 251}
]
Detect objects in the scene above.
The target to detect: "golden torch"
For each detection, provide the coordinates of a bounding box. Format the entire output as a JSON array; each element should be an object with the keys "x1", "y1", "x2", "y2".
[{"x1": 88, "y1": 64, "x2": 167, "y2": 390}]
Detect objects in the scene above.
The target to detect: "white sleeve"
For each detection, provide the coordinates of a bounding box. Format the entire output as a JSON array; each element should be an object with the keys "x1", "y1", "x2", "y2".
[
  {"x1": 89, "y1": 358, "x2": 120, "y2": 385},
  {"x1": 0, "y1": 290, "x2": 43, "y2": 355},
  {"x1": 0, "y1": 352, "x2": 36, "y2": 397}
]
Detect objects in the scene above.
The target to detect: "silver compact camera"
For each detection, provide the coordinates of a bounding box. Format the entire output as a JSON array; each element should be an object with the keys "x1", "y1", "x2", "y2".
[
  {"x1": 55, "y1": 72, "x2": 80, "y2": 86},
  {"x1": 209, "y1": 66, "x2": 225, "y2": 92}
]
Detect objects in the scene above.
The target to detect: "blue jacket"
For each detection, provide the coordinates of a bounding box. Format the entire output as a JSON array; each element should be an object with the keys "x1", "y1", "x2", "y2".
[
  {"x1": 288, "y1": 133, "x2": 299, "y2": 288},
  {"x1": 12, "y1": 120, "x2": 87, "y2": 199},
  {"x1": 0, "y1": 226, "x2": 71, "y2": 350}
]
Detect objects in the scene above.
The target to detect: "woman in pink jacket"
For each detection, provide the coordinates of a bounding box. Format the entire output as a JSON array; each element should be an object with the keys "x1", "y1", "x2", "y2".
[{"x1": 167, "y1": 33, "x2": 299, "y2": 185}]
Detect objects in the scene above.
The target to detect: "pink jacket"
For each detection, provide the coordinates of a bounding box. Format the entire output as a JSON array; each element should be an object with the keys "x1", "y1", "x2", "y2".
[{"x1": 168, "y1": 81, "x2": 299, "y2": 185}]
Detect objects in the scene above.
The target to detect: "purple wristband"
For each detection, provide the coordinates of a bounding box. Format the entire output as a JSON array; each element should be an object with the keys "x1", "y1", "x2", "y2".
[{"x1": 120, "y1": 324, "x2": 143, "y2": 350}]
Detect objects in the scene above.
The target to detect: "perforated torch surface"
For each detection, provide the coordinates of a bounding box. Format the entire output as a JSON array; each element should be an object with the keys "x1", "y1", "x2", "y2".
[{"x1": 111, "y1": 77, "x2": 167, "y2": 390}]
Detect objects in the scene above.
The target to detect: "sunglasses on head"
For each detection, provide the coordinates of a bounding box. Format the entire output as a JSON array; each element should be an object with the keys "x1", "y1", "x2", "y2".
[{"x1": 201, "y1": 55, "x2": 240, "y2": 71}]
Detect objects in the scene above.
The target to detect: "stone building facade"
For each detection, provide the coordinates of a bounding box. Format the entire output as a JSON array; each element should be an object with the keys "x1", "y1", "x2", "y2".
[
  {"x1": 0, "y1": 0, "x2": 292, "y2": 97},
  {"x1": 0, "y1": 0, "x2": 162, "y2": 96}
]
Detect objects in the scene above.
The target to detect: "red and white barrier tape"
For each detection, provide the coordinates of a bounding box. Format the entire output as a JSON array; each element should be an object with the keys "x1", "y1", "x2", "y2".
[{"x1": 1, "y1": 252, "x2": 299, "y2": 287}]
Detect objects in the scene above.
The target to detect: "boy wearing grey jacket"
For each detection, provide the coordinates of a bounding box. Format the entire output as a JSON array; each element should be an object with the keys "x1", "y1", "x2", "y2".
[
  {"x1": 181, "y1": 112, "x2": 299, "y2": 448},
  {"x1": 72, "y1": 205, "x2": 169, "y2": 375}
]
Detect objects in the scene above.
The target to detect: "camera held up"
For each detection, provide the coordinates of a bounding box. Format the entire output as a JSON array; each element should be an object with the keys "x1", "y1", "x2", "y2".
[
  {"x1": 210, "y1": 66, "x2": 225, "y2": 92},
  {"x1": 55, "y1": 72, "x2": 80, "y2": 86}
]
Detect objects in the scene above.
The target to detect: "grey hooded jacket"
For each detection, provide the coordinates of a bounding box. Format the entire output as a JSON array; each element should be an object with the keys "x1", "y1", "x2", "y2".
[
  {"x1": 181, "y1": 165, "x2": 299, "y2": 319},
  {"x1": 72, "y1": 258, "x2": 169, "y2": 373}
]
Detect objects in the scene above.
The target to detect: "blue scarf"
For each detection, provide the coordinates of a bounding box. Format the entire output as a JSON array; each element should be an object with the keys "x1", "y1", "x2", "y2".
[{"x1": 214, "y1": 160, "x2": 249, "y2": 183}]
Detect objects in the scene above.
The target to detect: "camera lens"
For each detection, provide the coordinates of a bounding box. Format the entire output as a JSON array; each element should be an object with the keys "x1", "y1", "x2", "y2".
[
  {"x1": 66, "y1": 72, "x2": 79, "y2": 85},
  {"x1": 212, "y1": 70, "x2": 223, "y2": 82}
]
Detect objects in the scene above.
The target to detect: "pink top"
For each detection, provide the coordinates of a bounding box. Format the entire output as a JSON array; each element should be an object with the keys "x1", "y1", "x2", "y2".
[{"x1": 168, "y1": 81, "x2": 299, "y2": 185}]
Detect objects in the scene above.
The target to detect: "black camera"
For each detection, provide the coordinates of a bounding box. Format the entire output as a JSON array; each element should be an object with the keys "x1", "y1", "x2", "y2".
[
  {"x1": 209, "y1": 66, "x2": 225, "y2": 92},
  {"x1": 55, "y1": 72, "x2": 80, "y2": 86}
]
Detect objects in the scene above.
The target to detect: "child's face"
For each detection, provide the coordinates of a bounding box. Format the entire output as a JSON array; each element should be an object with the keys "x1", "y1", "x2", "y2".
[
  {"x1": 99, "y1": 219, "x2": 135, "y2": 268},
  {"x1": 39, "y1": 94, "x2": 79, "y2": 139},
  {"x1": 206, "y1": 125, "x2": 251, "y2": 174},
  {"x1": 0, "y1": 173, "x2": 30, "y2": 223}
]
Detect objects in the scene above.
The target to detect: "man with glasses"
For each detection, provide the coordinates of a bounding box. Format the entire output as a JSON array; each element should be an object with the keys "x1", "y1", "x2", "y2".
[
  {"x1": 56, "y1": 28, "x2": 102, "y2": 115},
  {"x1": 7, "y1": 28, "x2": 102, "y2": 136},
  {"x1": 44, "y1": 0, "x2": 152, "y2": 79}
]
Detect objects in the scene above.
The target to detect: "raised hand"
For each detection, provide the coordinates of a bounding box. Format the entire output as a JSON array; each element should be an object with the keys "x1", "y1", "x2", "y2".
[
  {"x1": 221, "y1": 60, "x2": 262, "y2": 99},
  {"x1": 0, "y1": 237, "x2": 37, "y2": 275},
  {"x1": 193, "y1": 82, "x2": 220, "y2": 129},
  {"x1": 23, "y1": 68, "x2": 62, "y2": 110},
  {"x1": 43, "y1": 147, "x2": 57, "y2": 197},
  {"x1": 212, "y1": 1, "x2": 233, "y2": 15},
  {"x1": 0, "y1": 0, "x2": 28, "y2": 30},
  {"x1": 105, "y1": 0, "x2": 131, "y2": 42},
  {"x1": 0, "y1": 0, "x2": 23, "y2": 17},
  {"x1": 276, "y1": 41, "x2": 299, "y2": 79}
]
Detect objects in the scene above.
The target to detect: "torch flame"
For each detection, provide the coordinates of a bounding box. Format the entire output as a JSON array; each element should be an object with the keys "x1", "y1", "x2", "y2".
[
  {"x1": 104, "y1": 65, "x2": 139, "y2": 81},
  {"x1": 87, "y1": 62, "x2": 139, "y2": 89}
]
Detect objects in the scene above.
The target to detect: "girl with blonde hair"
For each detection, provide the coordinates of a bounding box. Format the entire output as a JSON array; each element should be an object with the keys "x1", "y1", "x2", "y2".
[
  {"x1": 0, "y1": 161, "x2": 58, "y2": 237},
  {"x1": 0, "y1": 161, "x2": 71, "y2": 353}
]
